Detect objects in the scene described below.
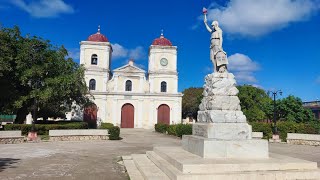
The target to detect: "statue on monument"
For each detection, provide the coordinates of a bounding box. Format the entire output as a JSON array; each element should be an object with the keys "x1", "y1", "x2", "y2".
[{"x1": 203, "y1": 8, "x2": 228, "y2": 73}]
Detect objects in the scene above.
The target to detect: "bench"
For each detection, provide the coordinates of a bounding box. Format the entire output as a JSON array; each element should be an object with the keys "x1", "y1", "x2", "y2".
[
  {"x1": 0, "y1": 131, "x2": 24, "y2": 144},
  {"x1": 287, "y1": 133, "x2": 320, "y2": 146},
  {"x1": 252, "y1": 132, "x2": 263, "y2": 139},
  {"x1": 49, "y1": 129, "x2": 109, "y2": 141}
]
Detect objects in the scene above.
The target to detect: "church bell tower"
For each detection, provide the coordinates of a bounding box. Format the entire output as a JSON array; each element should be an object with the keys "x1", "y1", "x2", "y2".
[
  {"x1": 80, "y1": 26, "x2": 112, "y2": 92},
  {"x1": 148, "y1": 32, "x2": 178, "y2": 94}
]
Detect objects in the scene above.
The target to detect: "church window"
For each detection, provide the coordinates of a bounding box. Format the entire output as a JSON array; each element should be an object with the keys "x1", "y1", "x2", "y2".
[
  {"x1": 91, "y1": 54, "x2": 98, "y2": 65},
  {"x1": 125, "y1": 80, "x2": 132, "y2": 91},
  {"x1": 89, "y1": 79, "x2": 96, "y2": 90},
  {"x1": 161, "y1": 81, "x2": 167, "y2": 92}
]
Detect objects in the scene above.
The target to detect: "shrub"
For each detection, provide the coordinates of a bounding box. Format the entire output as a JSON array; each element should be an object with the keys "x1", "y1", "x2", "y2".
[
  {"x1": 277, "y1": 121, "x2": 297, "y2": 141},
  {"x1": 249, "y1": 121, "x2": 320, "y2": 141},
  {"x1": 100, "y1": 123, "x2": 114, "y2": 131},
  {"x1": 249, "y1": 122, "x2": 272, "y2": 139},
  {"x1": 155, "y1": 123, "x2": 168, "y2": 133},
  {"x1": 4, "y1": 122, "x2": 88, "y2": 135},
  {"x1": 298, "y1": 122, "x2": 319, "y2": 134},
  {"x1": 109, "y1": 126, "x2": 120, "y2": 140},
  {"x1": 175, "y1": 124, "x2": 192, "y2": 138},
  {"x1": 167, "y1": 124, "x2": 177, "y2": 136}
]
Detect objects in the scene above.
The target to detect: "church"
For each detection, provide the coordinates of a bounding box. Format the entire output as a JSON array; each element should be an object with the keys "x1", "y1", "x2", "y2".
[{"x1": 80, "y1": 27, "x2": 182, "y2": 129}]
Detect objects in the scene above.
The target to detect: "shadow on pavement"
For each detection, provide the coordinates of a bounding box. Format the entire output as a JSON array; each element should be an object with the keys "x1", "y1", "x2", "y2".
[{"x1": 0, "y1": 158, "x2": 20, "y2": 172}]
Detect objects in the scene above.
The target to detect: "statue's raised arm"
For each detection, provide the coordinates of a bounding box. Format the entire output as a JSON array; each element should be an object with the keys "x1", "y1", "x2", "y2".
[
  {"x1": 203, "y1": 14, "x2": 212, "y2": 33},
  {"x1": 202, "y1": 7, "x2": 228, "y2": 73}
]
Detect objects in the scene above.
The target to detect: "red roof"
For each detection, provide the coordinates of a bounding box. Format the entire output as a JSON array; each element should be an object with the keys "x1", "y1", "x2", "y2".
[
  {"x1": 87, "y1": 33, "x2": 108, "y2": 42},
  {"x1": 87, "y1": 26, "x2": 108, "y2": 42},
  {"x1": 152, "y1": 34, "x2": 172, "y2": 46}
]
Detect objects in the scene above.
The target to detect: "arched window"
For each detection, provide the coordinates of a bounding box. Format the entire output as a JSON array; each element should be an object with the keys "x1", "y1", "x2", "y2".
[
  {"x1": 125, "y1": 80, "x2": 132, "y2": 91},
  {"x1": 89, "y1": 79, "x2": 96, "y2": 90},
  {"x1": 91, "y1": 54, "x2": 98, "y2": 65},
  {"x1": 161, "y1": 81, "x2": 167, "y2": 92}
]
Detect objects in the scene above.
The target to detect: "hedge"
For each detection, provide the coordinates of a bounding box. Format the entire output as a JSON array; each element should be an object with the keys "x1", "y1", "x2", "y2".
[
  {"x1": 175, "y1": 124, "x2": 192, "y2": 137},
  {"x1": 155, "y1": 123, "x2": 192, "y2": 138},
  {"x1": 249, "y1": 122, "x2": 272, "y2": 139},
  {"x1": 154, "y1": 121, "x2": 320, "y2": 141},
  {"x1": 251, "y1": 121, "x2": 320, "y2": 141},
  {"x1": 109, "y1": 126, "x2": 120, "y2": 140},
  {"x1": 4, "y1": 122, "x2": 88, "y2": 135},
  {"x1": 155, "y1": 123, "x2": 168, "y2": 133},
  {"x1": 167, "y1": 124, "x2": 177, "y2": 135},
  {"x1": 100, "y1": 123, "x2": 114, "y2": 131}
]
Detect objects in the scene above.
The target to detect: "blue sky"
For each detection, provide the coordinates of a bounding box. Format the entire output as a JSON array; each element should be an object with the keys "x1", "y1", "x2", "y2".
[{"x1": 1, "y1": 0, "x2": 319, "y2": 101}]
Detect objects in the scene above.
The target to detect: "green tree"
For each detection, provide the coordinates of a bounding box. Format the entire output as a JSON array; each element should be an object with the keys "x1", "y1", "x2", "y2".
[
  {"x1": 0, "y1": 26, "x2": 90, "y2": 123},
  {"x1": 182, "y1": 87, "x2": 203, "y2": 119},
  {"x1": 237, "y1": 85, "x2": 272, "y2": 122},
  {"x1": 277, "y1": 95, "x2": 315, "y2": 122}
]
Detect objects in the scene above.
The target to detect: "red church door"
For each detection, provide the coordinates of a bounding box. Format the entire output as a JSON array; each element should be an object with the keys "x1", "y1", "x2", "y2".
[
  {"x1": 83, "y1": 104, "x2": 98, "y2": 128},
  {"x1": 121, "y1": 104, "x2": 134, "y2": 128},
  {"x1": 157, "y1": 104, "x2": 170, "y2": 125}
]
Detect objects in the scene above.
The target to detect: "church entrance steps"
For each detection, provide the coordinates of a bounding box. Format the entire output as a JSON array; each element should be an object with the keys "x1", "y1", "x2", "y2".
[{"x1": 124, "y1": 146, "x2": 320, "y2": 180}]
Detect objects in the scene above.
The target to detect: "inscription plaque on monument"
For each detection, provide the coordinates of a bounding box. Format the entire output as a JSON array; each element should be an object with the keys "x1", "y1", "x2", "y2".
[
  {"x1": 193, "y1": 124, "x2": 207, "y2": 137},
  {"x1": 215, "y1": 51, "x2": 228, "y2": 67}
]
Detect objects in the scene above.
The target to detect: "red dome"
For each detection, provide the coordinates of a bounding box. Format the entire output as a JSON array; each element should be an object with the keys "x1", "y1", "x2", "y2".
[
  {"x1": 152, "y1": 34, "x2": 172, "y2": 46},
  {"x1": 87, "y1": 26, "x2": 108, "y2": 42},
  {"x1": 87, "y1": 32, "x2": 108, "y2": 42}
]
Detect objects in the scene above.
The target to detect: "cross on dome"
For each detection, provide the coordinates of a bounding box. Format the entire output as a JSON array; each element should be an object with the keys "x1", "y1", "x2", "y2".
[
  {"x1": 151, "y1": 29, "x2": 172, "y2": 46},
  {"x1": 87, "y1": 25, "x2": 109, "y2": 42}
]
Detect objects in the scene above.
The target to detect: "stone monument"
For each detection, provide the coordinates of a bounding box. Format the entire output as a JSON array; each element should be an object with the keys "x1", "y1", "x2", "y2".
[
  {"x1": 122, "y1": 8, "x2": 320, "y2": 179},
  {"x1": 181, "y1": 9, "x2": 268, "y2": 159}
]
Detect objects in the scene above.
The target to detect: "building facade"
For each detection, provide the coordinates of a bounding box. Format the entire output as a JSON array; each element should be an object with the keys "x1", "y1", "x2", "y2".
[
  {"x1": 80, "y1": 28, "x2": 182, "y2": 129},
  {"x1": 303, "y1": 100, "x2": 320, "y2": 120}
]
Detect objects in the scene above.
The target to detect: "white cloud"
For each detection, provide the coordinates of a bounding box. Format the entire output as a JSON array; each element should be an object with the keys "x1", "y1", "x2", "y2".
[
  {"x1": 128, "y1": 46, "x2": 146, "y2": 60},
  {"x1": 112, "y1": 43, "x2": 128, "y2": 59},
  {"x1": 10, "y1": 0, "x2": 74, "y2": 18},
  {"x1": 228, "y1": 53, "x2": 259, "y2": 72},
  {"x1": 112, "y1": 43, "x2": 146, "y2": 61},
  {"x1": 203, "y1": 0, "x2": 320, "y2": 37},
  {"x1": 228, "y1": 53, "x2": 260, "y2": 83}
]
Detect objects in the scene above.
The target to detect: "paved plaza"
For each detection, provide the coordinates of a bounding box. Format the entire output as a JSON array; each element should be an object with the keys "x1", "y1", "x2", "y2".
[{"x1": 0, "y1": 129, "x2": 319, "y2": 180}]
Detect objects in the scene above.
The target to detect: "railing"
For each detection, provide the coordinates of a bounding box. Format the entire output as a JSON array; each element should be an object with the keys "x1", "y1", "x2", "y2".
[
  {"x1": 0, "y1": 115, "x2": 16, "y2": 123},
  {"x1": 303, "y1": 101, "x2": 320, "y2": 107}
]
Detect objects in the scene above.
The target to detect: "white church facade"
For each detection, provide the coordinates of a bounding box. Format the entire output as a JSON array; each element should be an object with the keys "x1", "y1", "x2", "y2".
[{"x1": 80, "y1": 27, "x2": 182, "y2": 129}]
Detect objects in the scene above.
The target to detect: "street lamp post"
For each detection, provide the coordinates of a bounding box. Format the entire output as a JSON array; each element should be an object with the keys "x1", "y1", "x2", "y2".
[{"x1": 268, "y1": 90, "x2": 282, "y2": 137}]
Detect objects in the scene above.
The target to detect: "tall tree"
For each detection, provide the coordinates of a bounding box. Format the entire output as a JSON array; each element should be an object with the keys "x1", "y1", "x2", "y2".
[
  {"x1": 0, "y1": 26, "x2": 90, "y2": 123},
  {"x1": 182, "y1": 87, "x2": 203, "y2": 119},
  {"x1": 237, "y1": 85, "x2": 272, "y2": 122},
  {"x1": 277, "y1": 95, "x2": 315, "y2": 122}
]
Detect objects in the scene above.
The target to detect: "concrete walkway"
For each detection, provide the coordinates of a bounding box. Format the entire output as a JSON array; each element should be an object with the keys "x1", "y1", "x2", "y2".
[{"x1": 0, "y1": 129, "x2": 319, "y2": 180}]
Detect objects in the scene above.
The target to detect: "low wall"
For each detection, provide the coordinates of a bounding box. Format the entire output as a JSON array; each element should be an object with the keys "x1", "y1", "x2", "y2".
[
  {"x1": 287, "y1": 133, "x2": 320, "y2": 146},
  {"x1": 0, "y1": 131, "x2": 24, "y2": 144},
  {"x1": 49, "y1": 129, "x2": 109, "y2": 141},
  {"x1": 252, "y1": 132, "x2": 263, "y2": 139}
]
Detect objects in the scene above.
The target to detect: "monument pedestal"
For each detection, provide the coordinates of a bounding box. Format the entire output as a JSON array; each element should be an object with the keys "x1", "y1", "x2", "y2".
[
  {"x1": 122, "y1": 72, "x2": 320, "y2": 179},
  {"x1": 123, "y1": 146, "x2": 320, "y2": 180},
  {"x1": 182, "y1": 135, "x2": 268, "y2": 159}
]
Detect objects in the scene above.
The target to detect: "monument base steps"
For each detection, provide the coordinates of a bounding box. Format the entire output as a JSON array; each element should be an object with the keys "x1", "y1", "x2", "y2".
[
  {"x1": 122, "y1": 156, "x2": 144, "y2": 180},
  {"x1": 124, "y1": 146, "x2": 320, "y2": 180}
]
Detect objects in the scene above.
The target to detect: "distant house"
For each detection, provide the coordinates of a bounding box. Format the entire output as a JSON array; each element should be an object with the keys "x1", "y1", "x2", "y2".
[{"x1": 303, "y1": 100, "x2": 320, "y2": 120}]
